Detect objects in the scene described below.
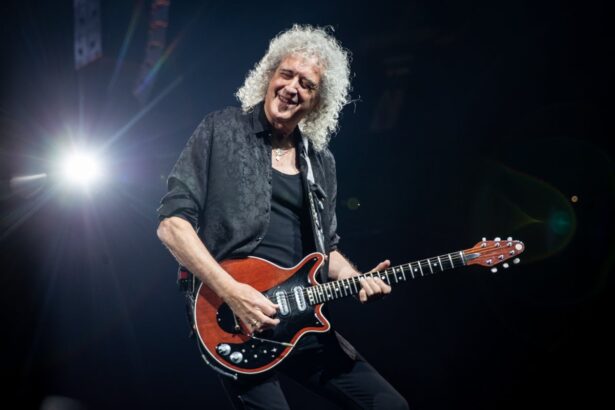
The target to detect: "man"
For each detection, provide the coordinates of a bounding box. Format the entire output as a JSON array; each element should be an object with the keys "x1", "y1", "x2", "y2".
[{"x1": 157, "y1": 25, "x2": 409, "y2": 409}]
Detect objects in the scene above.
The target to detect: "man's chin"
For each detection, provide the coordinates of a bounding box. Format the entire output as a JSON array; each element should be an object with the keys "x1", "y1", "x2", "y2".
[{"x1": 272, "y1": 105, "x2": 297, "y2": 120}]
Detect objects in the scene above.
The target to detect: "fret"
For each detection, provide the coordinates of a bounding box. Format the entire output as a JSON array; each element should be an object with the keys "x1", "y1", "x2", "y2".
[
  {"x1": 447, "y1": 253, "x2": 454, "y2": 269},
  {"x1": 384, "y1": 269, "x2": 392, "y2": 285},
  {"x1": 398, "y1": 265, "x2": 406, "y2": 281},
  {"x1": 391, "y1": 268, "x2": 398, "y2": 284},
  {"x1": 436, "y1": 256, "x2": 443, "y2": 271},
  {"x1": 334, "y1": 282, "x2": 341, "y2": 299},
  {"x1": 427, "y1": 259, "x2": 434, "y2": 274},
  {"x1": 325, "y1": 283, "x2": 332, "y2": 301},
  {"x1": 351, "y1": 277, "x2": 359, "y2": 294},
  {"x1": 418, "y1": 261, "x2": 424, "y2": 276},
  {"x1": 459, "y1": 251, "x2": 466, "y2": 265},
  {"x1": 408, "y1": 263, "x2": 415, "y2": 279},
  {"x1": 317, "y1": 285, "x2": 324, "y2": 303}
]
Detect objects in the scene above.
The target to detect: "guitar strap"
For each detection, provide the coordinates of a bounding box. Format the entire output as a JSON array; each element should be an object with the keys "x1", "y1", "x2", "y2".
[{"x1": 299, "y1": 136, "x2": 330, "y2": 282}]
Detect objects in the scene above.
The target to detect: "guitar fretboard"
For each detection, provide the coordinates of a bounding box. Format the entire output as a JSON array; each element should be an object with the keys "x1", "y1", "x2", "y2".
[{"x1": 305, "y1": 251, "x2": 466, "y2": 305}]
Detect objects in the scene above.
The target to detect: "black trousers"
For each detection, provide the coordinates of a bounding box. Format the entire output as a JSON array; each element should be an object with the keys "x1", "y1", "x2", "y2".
[{"x1": 220, "y1": 333, "x2": 409, "y2": 410}]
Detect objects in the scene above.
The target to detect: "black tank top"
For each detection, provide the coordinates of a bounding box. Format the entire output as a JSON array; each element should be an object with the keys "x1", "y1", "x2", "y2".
[
  {"x1": 251, "y1": 168, "x2": 315, "y2": 267},
  {"x1": 251, "y1": 168, "x2": 325, "y2": 351}
]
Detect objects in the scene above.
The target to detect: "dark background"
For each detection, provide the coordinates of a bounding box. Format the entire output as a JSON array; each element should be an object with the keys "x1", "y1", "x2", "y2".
[{"x1": 2, "y1": 0, "x2": 613, "y2": 409}]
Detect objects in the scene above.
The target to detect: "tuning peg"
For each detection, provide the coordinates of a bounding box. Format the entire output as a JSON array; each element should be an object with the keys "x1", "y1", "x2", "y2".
[
  {"x1": 494, "y1": 237, "x2": 501, "y2": 241},
  {"x1": 513, "y1": 258, "x2": 520, "y2": 264},
  {"x1": 503, "y1": 263, "x2": 509, "y2": 268},
  {"x1": 491, "y1": 267, "x2": 498, "y2": 273}
]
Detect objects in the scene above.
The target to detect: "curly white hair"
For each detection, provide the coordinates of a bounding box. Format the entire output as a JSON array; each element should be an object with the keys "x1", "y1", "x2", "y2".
[{"x1": 235, "y1": 24, "x2": 352, "y2": 151}]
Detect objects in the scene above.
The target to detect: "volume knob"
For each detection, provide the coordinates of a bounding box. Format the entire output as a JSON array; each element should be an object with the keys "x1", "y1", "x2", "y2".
[
  {"x1": 216, "y1": 344, "x2": 231, "y2": 356},
  {"x1": 229, "y1": 351, "x2": 243, "y2": 364}
]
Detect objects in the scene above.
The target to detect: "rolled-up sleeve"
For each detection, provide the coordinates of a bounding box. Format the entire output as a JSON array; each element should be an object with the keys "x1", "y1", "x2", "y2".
[{"x1": 157, "y1": 114, "x2": 214, "y2": 229}]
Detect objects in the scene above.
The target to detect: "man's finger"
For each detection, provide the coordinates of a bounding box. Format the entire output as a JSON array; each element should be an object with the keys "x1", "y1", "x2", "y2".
[
  {"x1": 257, "y1": 311, "x2": 280, "y2": 327},
  {"x1": 370, "y1": 259, "x2": 391, "y2": 272},
  {"x1": 360, "y1": 276, "x2": 376, "y2": 296},
  {"x1": 373, "y1": 277, "x2": 392, "y2": 294},
  {"x1": 261, "y1": 303, "x2": 279, "y2": 317}
]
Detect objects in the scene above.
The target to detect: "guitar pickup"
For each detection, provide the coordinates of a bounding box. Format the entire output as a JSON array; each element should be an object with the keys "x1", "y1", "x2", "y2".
[{"x1": 274, "y1": 291, "x2": 290, "y2": 317}]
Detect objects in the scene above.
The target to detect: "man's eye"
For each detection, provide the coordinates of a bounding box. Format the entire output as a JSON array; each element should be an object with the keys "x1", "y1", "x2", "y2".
[{"x1": 303, "y1": 81, "x2": 316, "y2": 91}]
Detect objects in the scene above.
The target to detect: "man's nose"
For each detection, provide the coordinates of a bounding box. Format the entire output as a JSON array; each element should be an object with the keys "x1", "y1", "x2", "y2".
[{"x1": 285, "y1": 77, "x2": 300, "y2": 93}]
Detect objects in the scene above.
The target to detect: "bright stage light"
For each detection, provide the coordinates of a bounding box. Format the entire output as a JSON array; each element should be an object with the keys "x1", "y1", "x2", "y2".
[{"x1": 61, "y1": 151, "x2": 104, "y2": 187}]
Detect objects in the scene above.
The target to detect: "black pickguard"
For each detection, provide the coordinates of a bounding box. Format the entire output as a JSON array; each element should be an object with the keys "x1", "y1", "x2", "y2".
[{"x1": 213, "y1": 256, "x2": 327, "y2": 371}]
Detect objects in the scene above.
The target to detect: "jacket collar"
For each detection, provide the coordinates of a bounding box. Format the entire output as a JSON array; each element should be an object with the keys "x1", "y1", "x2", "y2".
[{"x1": 250, "y1": 101, "x2": 271, "y2": 135}]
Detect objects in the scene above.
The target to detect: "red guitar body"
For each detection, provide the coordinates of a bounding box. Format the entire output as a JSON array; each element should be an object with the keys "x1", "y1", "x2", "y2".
[{"x1": 193, "y1": 253, "x2": 329, "y2": 376}]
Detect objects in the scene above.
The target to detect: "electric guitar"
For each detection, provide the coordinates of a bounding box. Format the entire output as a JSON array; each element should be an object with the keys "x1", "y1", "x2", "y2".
[{"x1": 193, "y1": 237, "x2": 525, "y2": 378}]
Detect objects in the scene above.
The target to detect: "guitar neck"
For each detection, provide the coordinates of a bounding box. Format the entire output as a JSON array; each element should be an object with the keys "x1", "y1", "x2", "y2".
[{"x1": 305, "y1": 251, "x2": 467, "y2": 305}]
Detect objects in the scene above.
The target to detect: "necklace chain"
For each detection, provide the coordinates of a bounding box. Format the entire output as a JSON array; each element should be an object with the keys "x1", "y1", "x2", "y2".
[{"x1": 274, "y1": 147, "x2": 292, "y2": 161}]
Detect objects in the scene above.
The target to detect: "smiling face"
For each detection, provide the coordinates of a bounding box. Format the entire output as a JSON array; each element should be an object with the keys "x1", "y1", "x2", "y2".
[{"x1": 263, "y1": 54, "x2": 323, "y2": 135}]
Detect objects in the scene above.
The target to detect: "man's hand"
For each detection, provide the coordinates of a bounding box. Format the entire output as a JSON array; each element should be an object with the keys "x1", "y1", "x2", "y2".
[
  {"x1": 338, "y1": 259, "x2": 392, "y2": 303},
  {"x1": 221, "y1": 282, "x2": 280, "y2": 334}
]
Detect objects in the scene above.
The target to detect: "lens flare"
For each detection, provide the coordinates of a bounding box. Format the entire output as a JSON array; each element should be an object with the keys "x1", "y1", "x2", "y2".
[{"x1": 61, "y1": 151, "x2": 104, "y2": 187}]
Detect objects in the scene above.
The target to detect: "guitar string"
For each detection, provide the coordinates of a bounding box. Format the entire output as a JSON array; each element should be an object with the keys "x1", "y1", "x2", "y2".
[
  {"x1": 262, "y1": 243, "x2": 517, "y2": 305},
  {"x1": 259, "y1": 241, "x2": 518, "y2": 303}
]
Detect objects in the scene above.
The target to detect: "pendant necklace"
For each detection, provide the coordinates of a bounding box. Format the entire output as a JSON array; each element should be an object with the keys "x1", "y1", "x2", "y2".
[{"x1": 274, "y1": 147, "x2": 291, "y2": 161}]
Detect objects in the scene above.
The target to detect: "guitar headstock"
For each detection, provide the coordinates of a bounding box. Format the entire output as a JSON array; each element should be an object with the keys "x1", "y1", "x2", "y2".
[{"x1": 463, "y1": 237, "x2": 525, "y2": 273}]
